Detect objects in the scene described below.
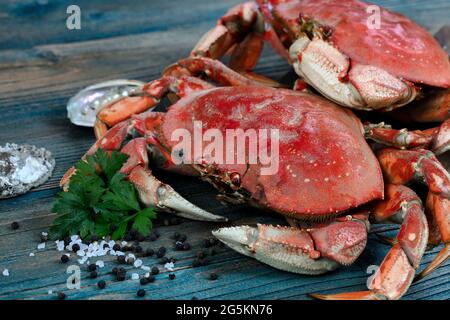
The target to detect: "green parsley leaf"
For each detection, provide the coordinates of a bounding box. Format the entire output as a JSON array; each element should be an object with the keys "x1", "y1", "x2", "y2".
[{"x1": 50, "y1": 149, "x2": 157, "y2": 240}]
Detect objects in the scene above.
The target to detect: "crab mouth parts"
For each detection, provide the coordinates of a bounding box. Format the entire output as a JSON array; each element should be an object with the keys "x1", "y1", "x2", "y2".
[{"x1": 289, "y1": 37, "x2": 417, "y2": 110}]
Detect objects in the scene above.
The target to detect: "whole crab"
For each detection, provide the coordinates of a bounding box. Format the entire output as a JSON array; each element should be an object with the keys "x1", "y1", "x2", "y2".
[
  {"x1": 189, "y1": 0, "x2": 450, "y2": 113},
  {"x1": 62, "y1": 0, "x2": 450, "y2": 300}
]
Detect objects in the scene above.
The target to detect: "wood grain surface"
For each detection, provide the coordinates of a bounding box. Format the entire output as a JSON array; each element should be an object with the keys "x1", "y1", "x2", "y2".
[{"x1": 0, "y1": 0, "x2": 449, "y2": 300}]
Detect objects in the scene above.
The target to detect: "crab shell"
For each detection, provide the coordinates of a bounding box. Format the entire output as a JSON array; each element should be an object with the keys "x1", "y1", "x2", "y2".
[
  {"x1": 264, "y1": 0, "x2": 450, "y2": 110},
  {"x1": 152, "y1": 85, "x2": 383, "y2": 218}
]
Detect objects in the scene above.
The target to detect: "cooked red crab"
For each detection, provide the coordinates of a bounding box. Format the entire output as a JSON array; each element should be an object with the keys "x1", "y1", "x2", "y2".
[
  {"x1": 188, "y1": 0, "x2": 450, "y2": 113},
  {"x1": 62, "y1": 61, "x2": 450, "y2": 299}
]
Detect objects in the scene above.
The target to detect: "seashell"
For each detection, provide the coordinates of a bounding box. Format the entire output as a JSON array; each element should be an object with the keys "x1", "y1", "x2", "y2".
[
  {"x1": 67, "y1": 79, "x2": 145, "y2": 127},
  {"x1": 0, "y1": 143, "x2": 55, "y2": 198}
]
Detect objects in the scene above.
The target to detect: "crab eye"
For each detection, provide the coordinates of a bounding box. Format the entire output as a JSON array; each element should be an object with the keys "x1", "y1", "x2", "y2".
[{"x1": 230, "y1": 172, "x2": 241, "y2": 187}]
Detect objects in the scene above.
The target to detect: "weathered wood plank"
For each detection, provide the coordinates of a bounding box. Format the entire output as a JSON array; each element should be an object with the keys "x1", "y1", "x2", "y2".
[{"x1": 1, "y1": 0, "x2": 449, "y2": 300}]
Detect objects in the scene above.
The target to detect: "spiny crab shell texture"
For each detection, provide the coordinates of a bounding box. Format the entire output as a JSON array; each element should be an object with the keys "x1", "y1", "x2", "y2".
[
  {"x1": 156, "y1": 86, "x2": 384, "y2": 218},
  {"x1": 276, "y1": 0, "x2": 450, "y2": 88}
]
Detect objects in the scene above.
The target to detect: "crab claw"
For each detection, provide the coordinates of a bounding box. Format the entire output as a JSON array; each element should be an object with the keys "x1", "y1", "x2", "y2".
[
  {"x1": 129, "y1": 166, "x2": 227, "y2": 222},
  {"x1": 213, "y1": 224, "x2": 343, "y2": 275}
]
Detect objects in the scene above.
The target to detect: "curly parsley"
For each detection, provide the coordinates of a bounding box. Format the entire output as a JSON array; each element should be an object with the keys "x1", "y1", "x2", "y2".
[{"x1": 50, "y1": 149, "x2": 156, "y2": 240}]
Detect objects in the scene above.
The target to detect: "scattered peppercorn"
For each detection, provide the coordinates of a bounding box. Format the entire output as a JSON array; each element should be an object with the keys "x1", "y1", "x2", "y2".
[
  {"x1": 209, "y1": 273, "x2": 218, "y2": 281},
  {"x1": 197, "y1": 250, "x2": 206, "y2": 259},
  {"x1": 183, "y1": 242, "x2": 191, "y2": 251},
  {"x1": 112, "y1": 244, "x2": 121, "y2": 251},
  {"x1": 97, "y1": 280, "x2": 106, "y2": 289},
  {"x1": 10, "y1": 221, "x2": 19, "y2": 230},
  {"x1": 134, "y1": 245, "x2": 143, "y2": 254},
  {"x1": 151, "y1": 266, "x2": 159, "y2": 275},
  {"x1": 111, "y1": 267, "x2": 118, "y2": 275},
  {"x1": 179, "y1": 234, "x2": 187, "y2": 242},
  {"x1": 126, "y1": 257, "x2": 135, "y2": 265},
  {"x1": 89, "y1": 271, "x2": 98, "y2": 279},
  {"x1": 175, "y1": 241, "x2": 184, "y2": 251},
  {"x1": 117, "y1": 273, "x2": 126, "y2": 281},
  {"x1": 160, "y1": 257, "x2": 170, "y2": 264},
  {"x1": 72, "y1": 244, "x2": 80, "y2": 252},
  {"x1": 137, "y1": 289, "x2": 146, "y2": 297},
  {"x1": 145, "y1": 248, "x2": 154, "y2": 257},
  {"x1": 57, "y1": 292, "x2": 66, "y2": 300},
  {"x1": 117, "y1": 255, "x2": 126, "y2": 264},
  {"x1": 169, "y1": 273, "x2": 176, "y2": 280},
  {"x1": 40, "y1": 233, "x2": 49, "y2": 242},
  {"x1": 88, "y1": 264, "x2": 97, "y2": 272},
  {"x1": 191, "y1": 296, "x2": 198, "y2": 300},
  {"x1": 60, "y1": 254, "x2": 69, "y2": 263},
  {"x1": 140, "y1": 277, "x2": 149, "y2": 285},
  {"x1": 147, "y1": 275, "x2": 155, "y2": 283}
]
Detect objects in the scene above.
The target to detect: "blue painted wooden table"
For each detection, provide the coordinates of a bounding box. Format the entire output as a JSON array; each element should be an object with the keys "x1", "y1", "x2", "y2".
[{"x1": 0, "y1": 0, "x2": 449, "y2": 300}]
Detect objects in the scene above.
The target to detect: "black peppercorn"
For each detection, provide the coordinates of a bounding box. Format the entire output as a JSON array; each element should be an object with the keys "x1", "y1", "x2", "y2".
[
  {"x1": 179, "y1": 234, "x2": 187, "y2": 242},
  {"x1": 72, "y1": 244, "x2": 80, "y2": 252},
  {"x1": 89, "y1": 271, "x2": 98, "y2": 279},
  {"x1": 145, "y1": 248, "x2": 154, "y2": 257},
  {"x1": 197, "y1": 250, "x2": 206, "y2": 259},
  {"x1": 147, "y1": 275, "x2": 155, "y2": 283},
  {"x1": 134, "y1": 245, "x2": 143, "y2": 254},
  {"x1": 117, "y1": 255, "x2": 126, "y2": 264},
  {"x1": 112, "y1": 244, "x2": 121, "y2": 251},
  {"x1": 117, "y1": 273, "x2": 126, "y2": 281},
  {"x1": 40, "y1": 233, "x2": 49, "y2": 242},
  {"x1": 175, "y1": 241, "x2": 184, "y2": 251},
  {"x1": 111, "y1": 267, "x2": 118, "y2": 275},
  {"x1": 10, "y1": 221, "x2": 19, "y2": 230},
  {"x1": 183, "y1": 242, "x2": 191, "y2": 251},
  {"x1": 140, "y1": 277, "x2": 149, "y2": 285},
  {"x1": 60, "y1": 254, "x2": 69, "y2": 263},
  {"x1": 169, "y1": 273, "x2": 176, "y2": 280},
  {"x1": 160, "y1": 257, "x2": 169, "y2": 264},
  {"x1": 137, "y1": 289, "x2": 146, "y2": 297},
  {"x1": 97, "y1": 280, "x2": 106, "y2": 289},
  {"x1": 151, "y1": 266, "x2": 159, "y2": 275},
  {"x1": 57, "y1": 292, "x2": 66, "y2": 300},
  {"x1": 209, "y1": 273, "x2": 218, "y2": 281},
  {"x1": 88, "y1": 264, "x2": 97, "y2": 272}
]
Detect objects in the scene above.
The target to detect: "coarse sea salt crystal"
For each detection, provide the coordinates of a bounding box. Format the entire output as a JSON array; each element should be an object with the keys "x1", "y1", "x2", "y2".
[
  {"x1": 48, "y1": 290, "x2": 53, "y2": 295},
  {"x1": 164, "y1": 262, "x2": 175, "y2": 271},
  {"x1": 96, "y1": 260, "x2": 105, "y2": 268},
  {"x1": 131, "y1": 273, "x2": 139, "y2": 280},
  {"x1": 42, "y1": 232, "x2": 48, "y2": 236},
  {"x1": 134, "y1": 259, "x2": 143, "y2": 268},
  {"x1": 37, "y1": 242, "x2": 46, "y2": 250},
  {"x1": 55, "y1": 240, "x2": 65, "y2": 251},
  {"x1": 29, "y1": 252, "x2": 35, "y2": 257},
  {"x1": 141, "y1": 266, "x2": 150, "y2": 271},
  {"x1": 2, "y1": 269, "x2": 9, "y2": 276}
]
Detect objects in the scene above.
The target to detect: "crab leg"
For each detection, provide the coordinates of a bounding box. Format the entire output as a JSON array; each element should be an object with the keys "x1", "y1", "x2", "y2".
[
  {"x1": 311, "y1": 184, "x2": 428, "y2": 300},
  {"x1": 415, "y1": 193, "x2": 450, "y2": 281},
  {"x1": 191, "y1": 2, "x2": 263, "y2": 67},
  {"x1": 377, "y1": 149, "x2": 450, "y2": 280},
  {"x1": 364, "y1": 120, "x2": 450, "y2": 155},
  {"x1": 61, "y1": 115, "x2": 227, "y2": 222},
  {"x1": 213, "y1": 214, "x2": 368, "y2": 275}
]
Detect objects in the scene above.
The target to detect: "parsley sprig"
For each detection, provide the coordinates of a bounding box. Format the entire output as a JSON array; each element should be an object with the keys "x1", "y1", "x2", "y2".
[{"x1": 50, "y1": 149, "x2": 156, "y2": 240}]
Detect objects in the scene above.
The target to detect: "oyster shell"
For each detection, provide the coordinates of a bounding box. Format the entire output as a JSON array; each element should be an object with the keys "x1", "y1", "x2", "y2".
[
  {"x1": 67, "y1": 79, "x2": 145, "y2": 127},
  {"x1": 0, "y1": 143, "x2": 55, "y2": 198}
]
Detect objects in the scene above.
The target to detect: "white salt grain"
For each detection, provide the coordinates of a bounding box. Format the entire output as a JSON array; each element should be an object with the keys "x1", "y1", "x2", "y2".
[
  {"x1": 37, "y1": 242, "x2": 46, "y2": 250},
  {"x1": 2, "y1": 269, "x2": 9, "y2": 277},
  {"x1": 164, "y1": 262, "x2": 175, "y2": 271},
  {"x1": 29, "y1": 252, "x2": 35, "y2": 257},
  {"x1": 134, "y1": 259, "x2": 143, "y2": 268},
  {"x1": 96, "y1": 260, "x2": 105, "y2": 268},
  {"x1": 131, "y1": 273, "x2": 139, "y2": 280}
]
